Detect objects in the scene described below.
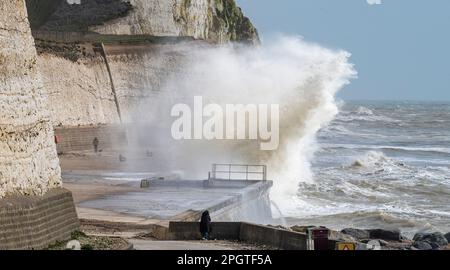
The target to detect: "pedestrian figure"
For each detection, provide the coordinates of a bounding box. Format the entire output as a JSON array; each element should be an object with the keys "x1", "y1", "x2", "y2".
[
  {"x1": 200, "y1": 210, "x2": 211, "y2": 240},
  {"x1": 93, "y1": 137, "x2": 99, "y2": 153}
]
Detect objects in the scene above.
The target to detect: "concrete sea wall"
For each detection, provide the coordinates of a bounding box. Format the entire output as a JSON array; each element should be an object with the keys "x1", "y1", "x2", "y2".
[
  {"x1": 166, "y1": 222, "x2": 309, "y2": 250},
  {"x1": 0, "y1": 188, "x2": 79, "y2": 250},
  {"x1": 141, "y1": 179, "x2": 274, "y2": 224},
  {"x1": 54, "y1": 125, "x2": 127, "y2": 153}
]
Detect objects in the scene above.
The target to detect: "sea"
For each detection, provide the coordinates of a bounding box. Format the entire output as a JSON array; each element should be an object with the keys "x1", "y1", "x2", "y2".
[{"x1": 286, "y1": 101, "x2": 450, "y2": 238}]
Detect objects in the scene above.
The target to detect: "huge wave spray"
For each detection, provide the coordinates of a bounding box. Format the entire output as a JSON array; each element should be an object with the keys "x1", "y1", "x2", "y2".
[{"x1": 130, "y1": 36, "x2": 356, "y2": 210}]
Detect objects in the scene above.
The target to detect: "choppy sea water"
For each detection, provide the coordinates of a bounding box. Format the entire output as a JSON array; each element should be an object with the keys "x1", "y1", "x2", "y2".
[{"x1": 286, "y1": 101, "x2": 450, "y2": 237}]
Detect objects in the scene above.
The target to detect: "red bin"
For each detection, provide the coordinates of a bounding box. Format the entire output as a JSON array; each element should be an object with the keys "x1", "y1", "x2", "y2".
[{"x1": 310, "y1": 227, "x2": 330, "y2": 250}]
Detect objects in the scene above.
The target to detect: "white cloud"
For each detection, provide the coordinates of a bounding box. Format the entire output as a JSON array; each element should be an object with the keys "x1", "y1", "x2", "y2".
[{"x1": 367, "y1": 0, "x2": 382, "y2": 5}]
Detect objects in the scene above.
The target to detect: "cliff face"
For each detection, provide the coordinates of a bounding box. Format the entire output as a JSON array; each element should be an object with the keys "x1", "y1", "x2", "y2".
[
  {"x1": 36, "y1": 42, "x2": 192, "y2": 126},
  {"x1": 0, "y1": 1, "x2": 61, "y2": 198},
  {"x1": 30, "y1": 0, "x2": 260, "y2": 127},
  {"x1": 32, "y1": 0, "x2": 259, "y2": 44},
  {"x1": 91, "y1": 0, "x2": 259, "y2": 44},
  {"x1": 38, "y1": 54, "x2": 120, "y2": 126}
]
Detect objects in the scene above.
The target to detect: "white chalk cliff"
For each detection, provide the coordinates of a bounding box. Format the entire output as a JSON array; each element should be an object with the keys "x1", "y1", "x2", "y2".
[
  {"x1": 0, "y1": 1, "x2": 61, "y2": 198},
  {"x1": 33, "y1": 0, "x2": 259, "y2": 44},
  {"x1": 90, "y1": 0, "x2": 259, "y2": 44}
]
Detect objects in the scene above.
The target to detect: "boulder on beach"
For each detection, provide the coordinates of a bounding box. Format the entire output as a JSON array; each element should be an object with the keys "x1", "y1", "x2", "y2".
[
  {"x1": 413, "y1": 232, "x2": 448, "y2": 248},
  {"x1": 329, "y1": 230, "x2": 357, "y2": 243},
  {"x1": 445, "y1": 232, "x2": 450, "y2": 243},
  {"x1": 341, "y1": 228, "x2": 402, "y2": 242},
  {"x1": 368, "y1": 229, "x2": 402, "y2": 241},
  {"x1": 341, "y1": 228, "x2": 370, "y2": 240},
  {"x1": 413, "y1": 241, "x2": 433, "y2": 250}
]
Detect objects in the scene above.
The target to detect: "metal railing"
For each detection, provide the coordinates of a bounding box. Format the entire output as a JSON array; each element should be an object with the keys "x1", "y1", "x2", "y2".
[{"x1": 209, "y1": 164, "x2": 267, "y2": 181}]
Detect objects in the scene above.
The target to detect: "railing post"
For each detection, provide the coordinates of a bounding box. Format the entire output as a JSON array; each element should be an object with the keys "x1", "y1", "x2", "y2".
[{"x1": 100, "y1": 42, "x2": 123, "y2": 123}]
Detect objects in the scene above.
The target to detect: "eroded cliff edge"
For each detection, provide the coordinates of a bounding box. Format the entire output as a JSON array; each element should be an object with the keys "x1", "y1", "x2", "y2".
[
  {"x1": 28, "y1": 0, "x2": 259, "y2": 44},
  {"x1": 0, "y1": 1, "x2": 61, "y2": 198},
  {"x1": 25, "y1": 0, "x2": 260, "y2": 127}
]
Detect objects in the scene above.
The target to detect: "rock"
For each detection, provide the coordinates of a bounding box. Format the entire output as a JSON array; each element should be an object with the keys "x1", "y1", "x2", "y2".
[
  {"x1": 382, "y1": 240, "x2": 414, "y2": 250},
  {"x1": 366, "y1": 240, "x2": 382, "y2": 250},
  {"x1": 341, "y1": 228, "x2": 370, "y2": 240},
  {"x1": 429, "y1": 242, "x2": 441, "y2": 250},
  {"x1": 368, "y1": 229, "x2": 401, "y2": 241},
  {"x1": 355, "y1": 240, "x2": 382, "y2": 250},
  {"x1": 413, "y1": 241, "x2": 433, "y2": 250},
  {"x1": 413, "y1": 232, "x2": 448, "y2": 247},
  {"x1": 445, "y1": 232, "x2": 450, "y2": 243},
  {"x1": 378, "y1": 239, "x2": 389, "y2": 246},
  {"x1": 329, "y1": 230, "x2": 356, "y2": 242},
  {"x1": 291, "y1": 225, "x2": 316, "y2": 234}
]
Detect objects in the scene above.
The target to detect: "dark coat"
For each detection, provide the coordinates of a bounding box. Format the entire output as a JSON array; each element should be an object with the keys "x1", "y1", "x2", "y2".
[{"x1": 199, "y1": 211, "x2": 211, "y2": 234}]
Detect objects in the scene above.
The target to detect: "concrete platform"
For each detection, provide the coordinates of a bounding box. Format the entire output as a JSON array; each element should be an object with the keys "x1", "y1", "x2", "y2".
[
  {"x1": 79, "y1": 185, "x2": 242, "y2": 219},
  {"x1": 80, "y1": 179, "x2": 272, "y2": 222},
  {"x1": 63, "y1": 171, "x2": 273, "y2": 227}
]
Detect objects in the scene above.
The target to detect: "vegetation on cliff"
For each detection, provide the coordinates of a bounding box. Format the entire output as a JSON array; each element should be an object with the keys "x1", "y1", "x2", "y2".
[
  {"x1": 176, "y1": 0, "x2": 259, "y2": 44},
  {"x1": 210, "y1": 0, "x2": 259, "y2": 44}
]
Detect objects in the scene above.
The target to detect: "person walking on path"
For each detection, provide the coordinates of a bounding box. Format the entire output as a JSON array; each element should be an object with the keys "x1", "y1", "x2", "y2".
[
  {"x1": 93, "y1": 137, "x2": 99, "y2": 153},
  {"x1": 200, "y1": 210, "x2": 211, "y2": 240}
]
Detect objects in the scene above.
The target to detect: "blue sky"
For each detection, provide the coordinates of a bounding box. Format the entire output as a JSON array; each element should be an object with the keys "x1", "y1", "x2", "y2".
[{"x1": 236, "y1": 0, "x2": 450, "y2": 101}]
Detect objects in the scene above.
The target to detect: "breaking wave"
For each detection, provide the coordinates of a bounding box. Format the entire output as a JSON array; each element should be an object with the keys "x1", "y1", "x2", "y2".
[
  {"x1": 131, "y1": 36, "x2": 356, "y2": 207},
  {"x1": 349, "y1": 151, "x2": 404, "y2": 169},
  {"x1": 323, "y1": 144, "x2": 450, "y2": 156},
  {"x1": 356, "y1": 106, "x2": 374, "y2": 115}
]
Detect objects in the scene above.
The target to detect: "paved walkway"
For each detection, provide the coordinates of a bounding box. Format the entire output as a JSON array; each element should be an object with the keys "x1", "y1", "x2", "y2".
[{"x1": 128, "y1": 240, "x2": 233, "y2": 250}]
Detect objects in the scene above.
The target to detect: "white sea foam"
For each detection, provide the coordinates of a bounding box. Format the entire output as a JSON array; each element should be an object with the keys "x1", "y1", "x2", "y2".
[
  {"x1": 287, "y1": 102, "x2": 450, "y2": 234},
  {"x1": 356, "y1": 106, "x2": 374, "y2": 115},
  {"x1": 131, "y1": 36, "x2": 356, "y2": 208},
  {"x1": 323, "y1": 143, "x2": 450, "y2": 155},
  {"x1": 335, "y1": 113, "x2": 399, "y2": 123}
]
